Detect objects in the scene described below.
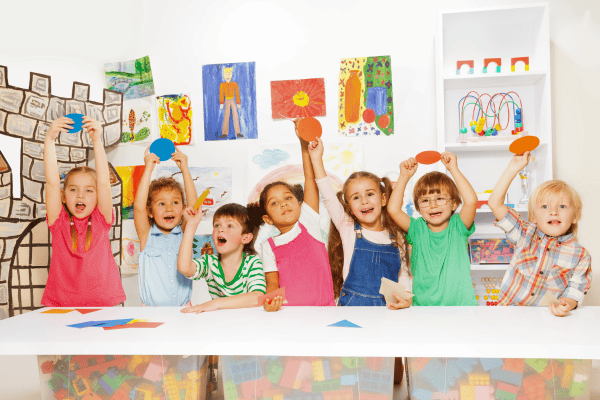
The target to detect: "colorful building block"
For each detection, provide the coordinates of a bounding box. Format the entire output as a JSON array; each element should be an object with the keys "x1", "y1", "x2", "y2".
[
  {"x1": 522, "y1": 375, "x2": 544, "y2": 400},
  {"x1": 176, "y1": 356, "x2": 198, "y2": 374},
  {"x1": 341, "y1": 358, "x2": 365, "y2": 369},
  {"x1": 312, "y1": 379, "x2": 341, "y2": 393},
  {"x1": 432, "y1": 392, "x2": 460, "y2": 400},
  {"x1": 313, "y1": 360, "x2": 326, "y2": 382},
  {"x1": 280, "y1": 358, "x2": 302, "y2": 388},
  {"x1": 267, "y1": 359, "x2": 285, "y2": 385},
  {"x1": 561, "y1": 363, "x2": 574, "y2": 388},
  {"x1": 510, "y1": 57, "x2": 529, "y2": 72},
  {"x1": 473, "y1": 386, "x2": 493, "y2": 400},
  {"x1": 483, "y1": 58, "x2": 501, "y2": 73},
  {"x1": 570, "y1": 380, "x2": 587, "y2": 397},
  {"x1": 132, "y1": 382, "x2": 158, "y2": 400},
  {"x1": 468, "y1": 373, "x2": 489, "y2": 386},
  {"x1": 452, "y1": 358, "x2": 478, "y2": 374},
  {"x1": 495, "y1": 390, "x2": 516, "y2": 400},
  {"x1": 340, "y1": 374, "x2": 356, "y2": 386},
  {"x1": 479, "y1": 358, "x2": 503, "y2": 371},
  {"x1": 323, "y1": 388, "x2": 353, "y2": 400},
  {"x1": 490, "y1": 367, "x2": 523, "y2": 386},
  {"x1": 459, "y1": 384, "x2": 475, "y2": 400},
  {"x1": 366, "y1": 358, "x2": 383, "y2": 372},
  {"x1": 229, "y1": 357, "x2": 262, "y2": 384},
  {"x1": 456, "y1": 60, "x2": 474, "y2": 75},
  {"x1": 41, "y1": 360, "x2": 55, "y2": 374},
  {"x1": 502, "y1": 359, "x2": 524, "y2": 374},
  {"x1": 53, "y1": 389, "x2": 67, "y2": 400},
  {"x1": 525, "y1": 359, "x2": 547, "y2": 373},
  {"x1": 359, "y1": 369, "x2": 391, "y2": 394},
  {"x1": 412, "y1": 388, "x2": 432, "y2": 400},
  {"x1": 143, "y1": 356, "x2": 169, "y2": 382},
  {"x1": 224, "y1": 380, "x2": 239, "y2": 400}
]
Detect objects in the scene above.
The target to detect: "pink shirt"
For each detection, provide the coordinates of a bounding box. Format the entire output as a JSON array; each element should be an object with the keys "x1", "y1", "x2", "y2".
[{"x1": 42, "y1": 207, "x2": 126, "y2": 307}]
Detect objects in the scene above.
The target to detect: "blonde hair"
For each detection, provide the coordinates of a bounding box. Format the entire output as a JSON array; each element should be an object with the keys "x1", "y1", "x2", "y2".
[
  {"x1": 63, "y1": 166, "x2": 97, "y2": 252},
  {"x1": 413, "y1": 171, "x2": 461, "y2": 213},
  {"x1": 328, "y1": 172, "x2": 410, "y2": 299},
  {"x1": 528, "y1": 180, "x2": 582, "y2": 239}
]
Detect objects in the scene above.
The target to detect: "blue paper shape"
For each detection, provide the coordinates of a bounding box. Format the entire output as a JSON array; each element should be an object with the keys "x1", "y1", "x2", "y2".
[
  {"x1": 65, "y1": 113, "x2": 84, "y2": 133},
  {"x1": 328, "y1": 319, "x2": 361, "y2": 328},
  {"x1": 150, "y1": 138, "x2": 176, "y2": 161},
  {"x1": 67, "y1": 318, "x2": 134, "y2": 329}
]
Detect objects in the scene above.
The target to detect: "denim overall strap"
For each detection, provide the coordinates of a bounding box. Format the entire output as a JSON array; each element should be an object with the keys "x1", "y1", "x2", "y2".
[{"x1": 338, "y1": 222, "x2": 402, "y2": 306}]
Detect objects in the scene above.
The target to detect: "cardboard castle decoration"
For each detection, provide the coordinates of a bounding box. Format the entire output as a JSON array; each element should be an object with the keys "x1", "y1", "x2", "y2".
[{"x1": 0, "y1": 65, "x2": 124, "y2": 319}]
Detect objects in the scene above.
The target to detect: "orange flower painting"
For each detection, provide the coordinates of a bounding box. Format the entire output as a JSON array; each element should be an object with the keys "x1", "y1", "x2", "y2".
[{"x1": 270, "y1": 78, "x2": 326, "y2": 120}]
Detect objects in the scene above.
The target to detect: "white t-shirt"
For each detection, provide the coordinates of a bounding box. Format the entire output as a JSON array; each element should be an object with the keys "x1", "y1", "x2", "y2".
[{"x1": 260, "y1": 202, "x2": 323, "y2": 273}]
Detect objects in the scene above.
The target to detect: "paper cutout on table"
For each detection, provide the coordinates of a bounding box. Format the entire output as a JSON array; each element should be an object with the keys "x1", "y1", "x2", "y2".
[
  {"x1": 149, "y1": 138, "x2": 176, "y2": 161},
  {"x1": 538, "y1": 292, "x2": 560, "y2": 307},
  {"x1": 67, "y1": 318, "x2": 134, "y2": 329},
  {"x1": 156, "y1": 94, "x2": 192, "y2": 145},
  {"x1": 415, "y1": 151, "x2": 441, "y2": 165},
  {"x1": 194, "y1": 188, "x2": 211, "y2": 210},
  {"x1": 65, "y1": 113, "x2": 83, "y2": 133},
  {"x1": 338, "y1": 56, "x2": 394, "y2": 136},
  {"x1": 115, "y1": 166, "x2": 145, "y2": 220},
  {"x1": 103, "y1": 322, "x2": 164, "y2": 330},
  {"x1": 328, "y1": 319, "x2": 362, "y2": 328},
  {"x1": 379, "y1": 277, "x2": 415, "y2": 305},
  {"x1": 104, "y1": 55, "x2": 155, "y2": 100},
  {"x1": 202, "y1": 62, "x2": 258, "y2": 141},
  {"x1": 121, "y1": 105, "x2": 151, "y2": 145},
  {"x1": 126, "y1": 319, "x2": 149, "y2": 323},
  {"x1": 271, "y1": 78, "x2": 326, "y2": 120},
  {"x1": 257, "y1": 287, "x2": 288, "y2": 306},
  {"x1": 509, "y1": 135, "x2": 540, "y2": 154},
  {"x1": 75, "y1": 309, "x2": 102, "y2": 315},
  {"x1": 296, "y1": 117, "x2": 322, "y2": 143},
  {"x1": 41, "y1": 309, "x2": 74, "y2": 314}
]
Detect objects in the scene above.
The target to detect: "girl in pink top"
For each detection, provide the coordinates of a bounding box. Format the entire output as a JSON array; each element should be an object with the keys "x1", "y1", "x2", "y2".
[
  {"x1": 42, "y1": 116, "x2": 126, "y2": 307},
  {"x1": 248, "y1": 121, "x2": 335, "y2": 311}
]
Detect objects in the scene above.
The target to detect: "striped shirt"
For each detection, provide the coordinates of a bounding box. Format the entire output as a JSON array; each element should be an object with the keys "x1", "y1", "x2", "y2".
[
  {"x1": 190, "y1": 254, "x2": 266, "y2": 298},
  {"x1": 497, "y1": 207, "x2": 592, "y2": 306}
]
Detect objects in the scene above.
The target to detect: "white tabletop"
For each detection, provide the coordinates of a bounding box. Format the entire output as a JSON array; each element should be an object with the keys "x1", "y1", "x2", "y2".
[{"x1": 0, "y1": 306, "x2": 597, "y2": 359}]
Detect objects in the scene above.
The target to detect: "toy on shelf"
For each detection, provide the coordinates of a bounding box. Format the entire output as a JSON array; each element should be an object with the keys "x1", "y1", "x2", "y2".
[
  {"x1": 511, "y1": 57, "x2": 530, "y2": 72},
  {"x1": 456, "y1": 60, "x2": 474, "y2": 75},
  {"x1": 483, "y1": 58, "x2": 501, "y2": 73},
  {"x1": 469, "y1": 238, "x2": 515, "y2": 264},
  {"x1": 457, "y1": 91, "x2": 525, "y2": 143}
]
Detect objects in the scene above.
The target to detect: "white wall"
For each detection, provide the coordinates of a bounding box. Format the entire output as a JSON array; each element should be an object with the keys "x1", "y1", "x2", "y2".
[{"x1": 0, "y1": 0, "x2": 599, "y2": 397}]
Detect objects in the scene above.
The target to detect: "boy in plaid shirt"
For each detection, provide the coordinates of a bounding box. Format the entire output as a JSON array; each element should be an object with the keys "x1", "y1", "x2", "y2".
[{"x1": 488, "y1": 152, "x2": 591, "y2": 317}]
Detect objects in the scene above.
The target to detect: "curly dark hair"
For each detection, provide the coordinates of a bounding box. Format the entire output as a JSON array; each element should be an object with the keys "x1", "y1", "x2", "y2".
[
  {"x1": 246, "y1": 181, "x2": 304, "y2": 229},
  {"x1": 146, "y1": 177, "x2": 185, "y2": 226}
]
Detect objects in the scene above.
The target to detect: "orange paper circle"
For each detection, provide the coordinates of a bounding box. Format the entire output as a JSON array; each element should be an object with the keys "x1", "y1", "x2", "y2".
[
  {"x1": 509, "y1": 136, "x2": 540, "y2": 154},
  {"x1": 415, "y1": 150, "x2": 442, "y2": 165},
  {"x1": 297, "y1": 117, "x2": 322, "y2": 142}
]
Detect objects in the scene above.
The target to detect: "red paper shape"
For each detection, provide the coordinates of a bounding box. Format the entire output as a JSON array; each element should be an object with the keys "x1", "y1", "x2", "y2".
[
  {"x1": 509, "y1": 136, "x2": 539, "y2": 154},
  {"x1": 296, "y1": 117, "x2": 322, "y2": 142},
  {"x1": 257, "y1": 287, "x2": 286, "y2": 305},
  {"x1": 103, "y1": 322, "x2": 164, "y2": 330},
  {"x1": 75, "y1": 309, "x2": 102, "y2": 315},
  {"x1": 415, "y1": 150, "x2": 441, "y2": 165},
  {"x1": 271, "y1": 78, "x2": 326, "y2": 120}
]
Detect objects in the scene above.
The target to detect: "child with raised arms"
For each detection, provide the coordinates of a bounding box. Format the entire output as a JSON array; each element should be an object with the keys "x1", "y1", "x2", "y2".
[
  {"x1": 42, "y1": 116, "x2": 126, "y2": 306},
  {"x1": 178, "y1": 203, "x2": 266, "y2": 312},
  {"x1": 488, "y1": 152, "x2": 591, "y2": 316},
  {"x1": 134, "y1": 147, "x2": 198, "y2": 306},
  {"x1": 248, "y1": 124, "x2": 335, "y2": 311},
  {"x1": 388, "y1": 152, "x2": 478, "y2": 306}
]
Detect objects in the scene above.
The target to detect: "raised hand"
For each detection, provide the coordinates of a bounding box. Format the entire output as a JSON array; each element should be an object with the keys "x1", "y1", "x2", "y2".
[
  {"x1": 399, "y1": 157, "x2": 418, "y2": 180},
  {"x1": 82, "y1": 117, "x2": 102, "y2": 143},
  {"x1": 47, "y1": 117, "x2": 74, "y2": 141}
]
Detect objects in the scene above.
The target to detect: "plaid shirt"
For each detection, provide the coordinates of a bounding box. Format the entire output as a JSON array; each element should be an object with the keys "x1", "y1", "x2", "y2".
[{"x1": 497, "y1": 207, "x2": 592, "y2": 306}]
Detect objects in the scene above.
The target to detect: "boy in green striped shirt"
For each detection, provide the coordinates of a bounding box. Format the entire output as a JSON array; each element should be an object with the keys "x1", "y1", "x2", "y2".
[{"x1": 178, "y1": 203, "x2": 266, "y2": 313}]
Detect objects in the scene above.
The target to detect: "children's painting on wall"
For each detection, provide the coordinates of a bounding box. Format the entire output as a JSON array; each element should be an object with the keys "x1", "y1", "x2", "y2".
[
  {"x1": 156, "y1": 166, "x2": 232, "y2": 217},
  {"x1": 121, "y1": 236, "x2": 140, "y2": 274},
  {"x1": 193, "y1": 235, "x2": 216, "y2": 258},
  {"x1": 202, "y1": 62, "x2": 258, "y2": 141},
  {"x1": 121, "y1": 104, "x2": 151, "y2": 145},
  {"x1": 156, "y1": 94, "x2": 192, "y2": 145},
  {"x1": 338, "y1": 56, "x2": 394, "y2": 136},
  {"x1": 270, "y1": 78, "x2": 326, "y2": 120},
  {"x1": 469, "y1": 238, "x2": 515, "y2": 264},
  {"x1": 115, "y1": 166, "x2": 145, "y2": 220},
  {"x1": 322, "y1": 142, "x2": 364, "y2": 179},
  {"x1": 104, "y1": 55, "x2": 155, "y2": 100}
]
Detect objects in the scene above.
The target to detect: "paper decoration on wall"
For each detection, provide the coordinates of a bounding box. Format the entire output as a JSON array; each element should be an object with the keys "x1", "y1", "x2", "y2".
[
  {"x1": 193, "y1": 235, "x2": 216, "y2": 258},
  {"x1": 202, "y1": 62, "x2": 258, "y2": 141},
  {"x1": 121, "y1": 105, "x2": 151, "y2": 145},
  {"x1": 115, "y1": 166, "x2": 145, "y2": 220},
  {"x1": 122, "y1": 237, "x2": 141, "y2": 274},
  {"x1": 156, "y1": 94, "x2": 192, "y2": 145},
  {"x1": 338, "y1": 56, "x2": 394, "y2": 136},
  {"x1": 156, "y1": 166, "x2": 232, "y2": 217},
  {"x1": 270, "y1": 78, "x2": 326, "y2": 120},
  {"x1": 104, "y1": 55, "x2": 155, "y2": 100},
  {"x1": 0, "y1": 65, "x2": 124, "y2": 320}
]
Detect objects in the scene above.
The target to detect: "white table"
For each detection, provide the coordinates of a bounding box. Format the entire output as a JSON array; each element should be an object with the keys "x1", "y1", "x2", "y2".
[{"x1": 0, "y1": 306, "x2": 598, "y2": 359}]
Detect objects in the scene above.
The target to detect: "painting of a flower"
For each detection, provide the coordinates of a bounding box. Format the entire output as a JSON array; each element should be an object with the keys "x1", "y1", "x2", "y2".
[{"x1": 270, "y1": 78, "x2": 326, "y2": 120}]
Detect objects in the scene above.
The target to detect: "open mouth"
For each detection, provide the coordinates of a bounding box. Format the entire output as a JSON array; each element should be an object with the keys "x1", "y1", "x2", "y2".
[
  {"x1": 217, "y1": 236, "x2": 227, "y2": 245},
  {"x1": 361, "y1": 207, "x2": 374, "y2": 215},
  {"x1": 548, "y1": 220, "x2": 561, "y2": 225},
  {"x1": 164, "y1": 216, "x2": 175, "y2": 223},
  {"x1": 429, "y1": 211, "x2": 443, "y2": 218},
  {"x1": 75, "y1": 202, "x2": 86, "y2": 212}
]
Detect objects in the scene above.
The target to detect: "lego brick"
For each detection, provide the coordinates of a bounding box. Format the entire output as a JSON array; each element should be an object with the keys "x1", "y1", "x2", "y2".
[
  {"x1": 359, "y1": 369, "x2": 391, "y2": 394},
  {"x1": 525, "y1": 359, "x2": 547, "y2": 374},
  {"x1": 479, "y1": 358, "x2": 503, "y2": 371},
  {"x1": 490, "y1": 367, "x2": 523, "y2": 387},
  {"x1": 459, "y1": 384, "x2": 474, "y2": 400},
  {"x1": 412, "y1": 388, "x2": 432, "y2": 400}
]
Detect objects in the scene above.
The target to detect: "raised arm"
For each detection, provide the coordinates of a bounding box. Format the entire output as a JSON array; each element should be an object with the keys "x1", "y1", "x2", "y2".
[
  {"x1": 182, "y1": 291, "x2": 263, "y2": 313},
  {"x1": 295, "y1": 120, "x2": 319, "y2": 212},
  {"x1": 44, "y1": 117, "x2": 74, "y2": 225},
  {"x1": 388, "y1": 158, "x2": 418, "y2": 232},
  {"x1": 307, "y1": 137, "x2": 327, "y2": 180},
  {"x1": 488, "y1": 152, "x2": 531, "y2": 221},
  {"x1": 134, "y1": 148, "x2": 160, "y2": 250},
  {"x1": 441, "y1": 152, "x2": 478, "y2": 229},
  {"x1": 171, "y1": 147, "x2": 198, "y2": 232},
  {"x1": 84, "y1": 117, "x2": 113, "y2": 225},
  {"x1": 177, "y1": 206, "x2": 203, "y2": 277}
]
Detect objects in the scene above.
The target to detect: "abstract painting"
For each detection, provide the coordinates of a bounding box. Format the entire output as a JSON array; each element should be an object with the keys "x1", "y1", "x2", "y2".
[
  {"x1": 104, "y1": 55, "x2": 155, "y2": 100},
  {"x1": 202, "y1": 62, "x2": 258, "y2": 141},
  {"x1": 120, "y1": 104, "x2": 151, "y2": 145},
  {"x1": 156, "y1": 166, "x2": 232, "y2": 217},
  {"x1": 338, "y1": 56, "x2": 394, "y2": 136},
  {"x1": 270, "y1": 78, "x2": 326, "y2": 120},
  {"x1": 115, "y1": 166, "x2": 145, "y2": 220},
  {"x1": 156, "y1": 94, "x2": 192, "y2": 145}
]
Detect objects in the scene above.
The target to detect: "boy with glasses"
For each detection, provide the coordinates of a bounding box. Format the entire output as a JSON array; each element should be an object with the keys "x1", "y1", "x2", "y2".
[{"x1": 388, "y1": 152, "x2": 478, "y2": 305}]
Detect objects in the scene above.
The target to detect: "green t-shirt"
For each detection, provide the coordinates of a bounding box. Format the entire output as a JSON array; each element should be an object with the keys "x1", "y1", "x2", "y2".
[{"x1": 406, "y1": 213, "x2": 477, "y2": 306}]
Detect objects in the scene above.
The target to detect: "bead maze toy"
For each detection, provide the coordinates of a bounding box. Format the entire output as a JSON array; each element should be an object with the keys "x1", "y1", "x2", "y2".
[{"x1": 457, "y1": 91, "x2": 525, "y2": 143}]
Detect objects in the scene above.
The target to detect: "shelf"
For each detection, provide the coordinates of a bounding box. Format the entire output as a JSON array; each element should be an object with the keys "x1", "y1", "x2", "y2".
[
  {"x1": 445, "y1": 140, "x2": 547, "y2": 153},
  {"x1": 476, "y1": 208, "x2": 528, "y2": 214},
  {"x1": 471, "y1": 264, "x2": 509, "y2": 271},
  {"x1": 444, "y1": 71, "x2": 546, "y2": 90}
]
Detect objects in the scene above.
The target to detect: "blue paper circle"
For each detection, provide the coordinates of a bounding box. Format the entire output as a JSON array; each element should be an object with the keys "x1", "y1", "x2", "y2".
[
  {"x1": 65, "y1": 113, "x2": 84, "y2": 133},
  {"x1": 149, "y1": 138, "x2": 176, "y2": 161}
]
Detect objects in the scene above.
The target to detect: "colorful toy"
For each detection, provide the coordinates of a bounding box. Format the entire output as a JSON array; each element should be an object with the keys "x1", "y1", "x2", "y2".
[
  {"x1": 469, "y1": 238, "x2": 514, "y2": 264},
  {"x1": 511, "y1": 57, "x2": 529, "y2": 72},
  {"x1": 458, "y1": 91, "x2": 524, "y2": 141},
  {"x1": 359, "y1": 368, "x2": 392, "y2": 393},
  {"x1": 483, "y1": 58, "x2": 501, "y2": 73},
  {"x1": 456, "y1": 60, "x2": 474, "y2": 75}
]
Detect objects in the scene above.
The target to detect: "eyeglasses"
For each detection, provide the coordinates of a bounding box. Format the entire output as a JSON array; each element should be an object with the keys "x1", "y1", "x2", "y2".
[{"x1": 418, "y1": 196, "x2": 448, "y2": 208}]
